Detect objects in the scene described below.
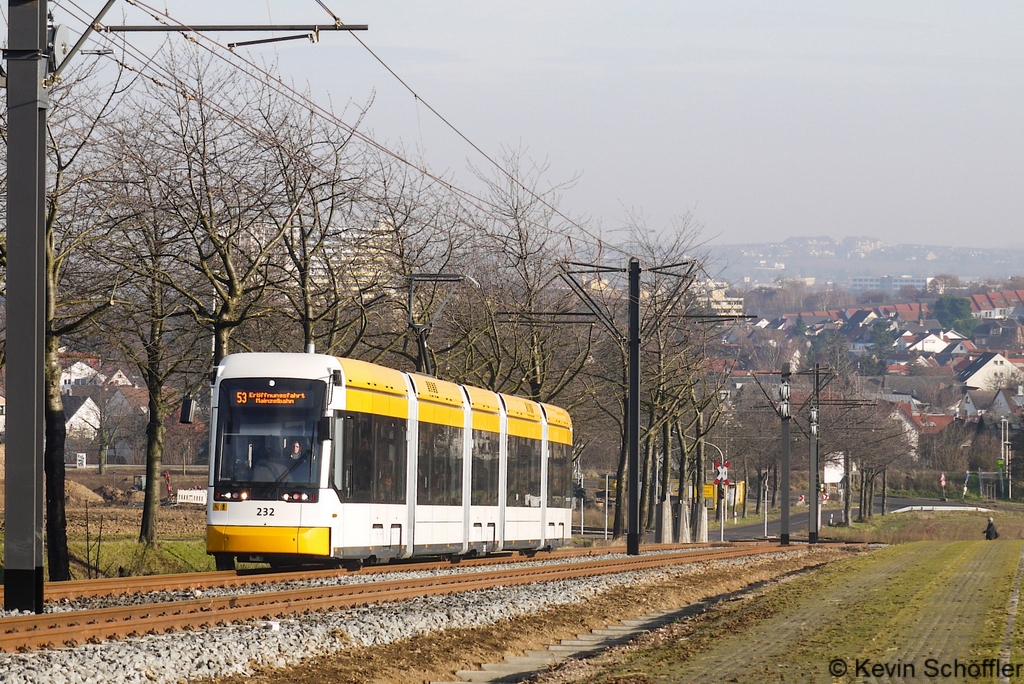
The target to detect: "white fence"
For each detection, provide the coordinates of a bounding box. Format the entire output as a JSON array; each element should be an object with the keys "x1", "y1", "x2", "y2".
[{"x1": 176, "y1": 489, "x2": 207, "y2": 506}]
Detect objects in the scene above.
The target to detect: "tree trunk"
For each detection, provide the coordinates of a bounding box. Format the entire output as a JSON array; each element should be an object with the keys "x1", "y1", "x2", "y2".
[
  {"x1": 639, "y1": 430, "x2": 651, "y2": 532},
  {"x1": 675, "y1": 422, "x2": 689, "y2": 543},
  {"x1": 690, "y1": 412, "x2": 705, "y2": 539},
  {"x1": 214, "y1": 322, "x2": 231, "y2": 366},
  {"x1": 139, "y1": 399, "x2": 167, "y2": 543},
  {"x1": 612, "y1": 430, "x2": 627, "y2": 539},
  {"x1": 867, "y1": 473, "x2": 875, "y2": 519},
  {"x1": 741, "y1": 456, "x2": 748, "y2": 519},
  {"x1": 843, "y1": 450, "x2": 852, "y2": 526},
  {"x1": 692, "y1": 413, "x2": 708, "y2": 540},
  {"x1": 754, "y1": 468, "x2": 762, "y2": 515},
  {"x1": 97, "y1": 430, "x2": 108, "y2": 475},
  {"x1": 771, "y1": 462, "x2": 778, "y2": 508},
  {"x1": 881, "y1": 468, "x2": 887, "y2": 516},
  {"x1": 44, "y1": 339, "x2": 71, "y2": 581},
  {"x1": 858, "y1": 471, "x2": 866, "y2": 521},
  {"x1": 656, "y1": 421, "x2": 673, "y2": 543}
]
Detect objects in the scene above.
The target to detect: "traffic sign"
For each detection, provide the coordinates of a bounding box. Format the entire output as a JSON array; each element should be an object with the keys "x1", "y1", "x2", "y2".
[{"x1": 714, "y1": 460, "x2": 730, "y2": 486}]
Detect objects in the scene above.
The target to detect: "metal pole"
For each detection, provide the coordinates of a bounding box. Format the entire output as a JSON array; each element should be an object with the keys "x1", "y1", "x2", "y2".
[
  {"x1": 780, "y1": 363, "x2": 791, "y2": 546},
  {"x1": 808, "y1": 363, "x2": 819, "y2": 544},
  {"x1": 5, "y1": 0, "x2": 48, "y2": 613},
  {"x1": 1004, "y1": 419, "x2": 1012, "y2": 501},
  {"x1": 604, "y1": 474, "x2": 609, "y2": 540},
  {"x1": 579, "y1": 472, "x2": 584, "y2": 536},
  {"x1": 627, "y1": 258, "x2": 641, "y2": 555},
  {"x1": 764, "y1": 480, "x2": 768, "y2": 538},
  {"x1": 719, "y1": 483, "x2": 725, "y2": 542}
]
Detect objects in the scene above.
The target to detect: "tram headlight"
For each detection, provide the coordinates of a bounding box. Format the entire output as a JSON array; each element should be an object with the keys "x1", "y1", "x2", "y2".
[
  {"x1": 280, "y1": 491, "x2": 317, "y2": 503},
  {"x1": 239, "y1": 491, "x2": 248, "y2": 501}
]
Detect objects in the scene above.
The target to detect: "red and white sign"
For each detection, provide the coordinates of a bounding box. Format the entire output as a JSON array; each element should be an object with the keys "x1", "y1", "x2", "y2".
[
  {"x1": 714, "y1": 460, "x2": 730, "y2": 486},
  {"x1": 940, "y1": 472, "x2": 946, "y2": 487}
]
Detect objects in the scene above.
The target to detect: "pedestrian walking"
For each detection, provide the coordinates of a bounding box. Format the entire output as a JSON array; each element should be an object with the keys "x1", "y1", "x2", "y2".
[{"x1": 984, "y1": 517, "x2": 999, "y2": 540}]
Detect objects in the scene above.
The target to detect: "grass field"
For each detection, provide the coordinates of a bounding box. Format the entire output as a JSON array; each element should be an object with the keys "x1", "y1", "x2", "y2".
[
  {"x1": 825, "y1": 508, "x2": 1024, "y2": 544},
  {"x1": 536, "y1": 541, "x2": 1024, "y2": 683}
]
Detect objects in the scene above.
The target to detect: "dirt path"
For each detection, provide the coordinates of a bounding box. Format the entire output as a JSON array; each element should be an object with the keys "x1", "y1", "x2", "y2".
[{"x1": 538, "y1": 541, "x2": 1024, "y2": 684}]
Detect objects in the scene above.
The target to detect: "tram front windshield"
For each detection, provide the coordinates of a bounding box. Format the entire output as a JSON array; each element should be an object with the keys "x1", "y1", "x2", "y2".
[{"x1": 215, "y1": 378, "x2": 326, "y2": 487}]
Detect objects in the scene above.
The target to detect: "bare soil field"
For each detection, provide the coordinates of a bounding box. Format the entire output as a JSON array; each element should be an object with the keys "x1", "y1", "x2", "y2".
[{"x1": 0, "y1": 454, "x2": 208, "y2": 539}]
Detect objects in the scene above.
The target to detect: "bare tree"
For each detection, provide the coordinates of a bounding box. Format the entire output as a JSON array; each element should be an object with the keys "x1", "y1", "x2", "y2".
[
  {"x1": 95, "y1": 94, "x2": 211, "y2": 542},
  {"x1": 40, "y1": 64, "x2": 133, "y2": 580},
  {"x1": 144, "y1": 53, "x2": 297, "y2": 365},
  {"x1": 261, "y1": 92, "x2": 381, "y2": 356},
  {"x1": 357, "y1": 146, "x2": 471, "y2": 372}
]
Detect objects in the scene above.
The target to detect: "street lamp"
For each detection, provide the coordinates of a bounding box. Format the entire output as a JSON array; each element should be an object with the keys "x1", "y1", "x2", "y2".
[{"x1": 1002, "y1": 418, "x2": 1012, "y2": 500}]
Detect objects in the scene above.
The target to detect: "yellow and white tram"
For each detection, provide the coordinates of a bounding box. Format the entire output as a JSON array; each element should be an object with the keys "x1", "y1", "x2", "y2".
[{"x1": 205, "y1": 353, "x2": 574, "y2": 569}]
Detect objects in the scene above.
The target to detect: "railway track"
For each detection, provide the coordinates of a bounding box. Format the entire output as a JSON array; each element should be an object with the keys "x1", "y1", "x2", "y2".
[
  {"x1": 0, "y1": 541, "x2": 754, "y2": 603},
  {"x1": 0, "y1": 543, "x2": 785, "y2": 653}
]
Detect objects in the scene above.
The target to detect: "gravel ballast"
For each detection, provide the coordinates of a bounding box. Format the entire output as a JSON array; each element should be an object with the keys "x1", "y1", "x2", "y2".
[{"x1": 0, "y1": 551, "x2": 801, "y2": 684}]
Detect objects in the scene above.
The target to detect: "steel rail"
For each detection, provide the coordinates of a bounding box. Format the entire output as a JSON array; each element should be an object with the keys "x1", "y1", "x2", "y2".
[
  {"x1": 2, "y1": 542, "x2": 752, "y2": 602},
  {"x1": 0, "y1": 545, "x2": 789, "y2": 653}
]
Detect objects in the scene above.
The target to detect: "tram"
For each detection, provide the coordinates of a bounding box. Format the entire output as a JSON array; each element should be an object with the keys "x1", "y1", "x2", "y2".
[{"x1": 203, "y1": 353, "x2": 574, "y2": 569}]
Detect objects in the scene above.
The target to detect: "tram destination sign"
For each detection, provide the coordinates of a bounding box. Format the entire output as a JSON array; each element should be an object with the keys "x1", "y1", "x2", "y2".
[
  {"x1": 225, "y1": 379, "x2": 322, "y2": 409},
  {"x1": 234, "y1": 391, "x2": 309, "y2": 406}
]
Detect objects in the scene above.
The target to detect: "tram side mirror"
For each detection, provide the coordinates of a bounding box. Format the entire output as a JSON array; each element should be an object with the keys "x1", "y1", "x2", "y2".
[
  {"x1": 317, "y1": 414, "x2": 334, "y2": 442},
  {"x1": 180, "y1": 396, "x2": 196, "y2": 424}
]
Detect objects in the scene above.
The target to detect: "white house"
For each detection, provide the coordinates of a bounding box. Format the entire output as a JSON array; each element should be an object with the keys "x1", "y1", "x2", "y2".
[
  {"x1": 905, "y1": 333, "x2": 949, "y2": 354},
  {"x1": 956, "y1": 352, "x2": 1024, "y2": 391},
  {"x1": 63, "y1": 395, "x2": 100, "y2": 440},
  {"x1": 60, "y1": 360, "x2": 102, "y2": 390},
  {"x1": 961, "y1": 388, "x2": 1023, "y2": 420}
]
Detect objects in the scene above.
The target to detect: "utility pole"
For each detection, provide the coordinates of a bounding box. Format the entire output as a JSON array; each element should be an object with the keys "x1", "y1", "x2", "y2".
[
  {"x1": 627, "y1": 258, "x2": 641, "y2": 555},
  {"x1": 3, "y1": 3, "x2": 366, "y2": 611},
  {"x1": 779, "y1": 363, "x2": 791, "y2": 546},
  {"x1": 5, "y1": 0, "x2": 49, "y2": 613},
  {"x1": 559, "y1": 257, "x2": 695, "y2": 555},
  {"x1": 808, "y1": 363, "x2": 820, "y2": 544}
]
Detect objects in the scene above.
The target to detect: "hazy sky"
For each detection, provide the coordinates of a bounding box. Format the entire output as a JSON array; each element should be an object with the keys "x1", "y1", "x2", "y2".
[{"x1": 62, "y1": 1, "x2": 1024, "y2": 248}]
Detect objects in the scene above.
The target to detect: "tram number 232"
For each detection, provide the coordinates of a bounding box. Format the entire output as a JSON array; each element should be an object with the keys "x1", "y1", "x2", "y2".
[{"x1": 256, "y1": 507, "x2": 275, "y2": 517}]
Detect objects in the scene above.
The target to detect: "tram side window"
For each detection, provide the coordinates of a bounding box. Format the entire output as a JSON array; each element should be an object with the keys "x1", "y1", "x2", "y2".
[
  {"x1": 331, "y1": 411, "x2": 407, "y2": 504},
  {"x1": 417, "y1": 421, "x2": 463, "y2": 506},
  {"x1": 547, "y1": 441, "x2": 573, "y2": 508},
  {"x1": 470, "y1": 429, "x2": 500, "y2": 506},
  {"x1": 506, "y1": 434, "x2": 541, "y2": 507}
]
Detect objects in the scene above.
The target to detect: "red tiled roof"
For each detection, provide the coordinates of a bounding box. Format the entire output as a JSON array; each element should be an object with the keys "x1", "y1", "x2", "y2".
[
  {"x1": 895, "y1": 402, "x2": 955, "y2": 433},
  {"x1": 971, "y1": 294, "x2": 993, "y2": 311}
]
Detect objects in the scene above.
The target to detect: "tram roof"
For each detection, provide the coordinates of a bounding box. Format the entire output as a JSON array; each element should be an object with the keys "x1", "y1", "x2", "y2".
[
  {"x1": 541, "y1": 403, "x2": 572, "y2": 429},
  {"x1": 408, "y1": 373, "x2": 464, "y2": 408},
  {"x1": 463, "y1": 385, "x2": 501, "y2": 414},
  {"x1": 337, "y1": 357, "x2": 407, "y2": 396},
  {"x1": 500, "y1": 393, "x2": 543, "y2": 423}
]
